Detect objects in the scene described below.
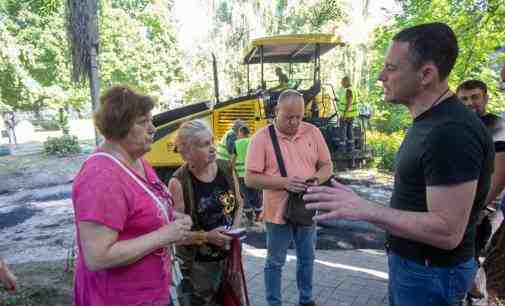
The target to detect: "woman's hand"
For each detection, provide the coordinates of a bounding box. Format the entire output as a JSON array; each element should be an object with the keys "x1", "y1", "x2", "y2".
[
  {"x1": 173, "y1": 211, "x2": 193, "y2": 228},
  {"x1": 159, "y1": 218, "x2": 192, "y2": 245},
  {"x1": 0, "y1": 259, "x2": 17, "y2": 291},
  {"x1": 205, "y1": 227, "x2": 232, "y2": 249}
]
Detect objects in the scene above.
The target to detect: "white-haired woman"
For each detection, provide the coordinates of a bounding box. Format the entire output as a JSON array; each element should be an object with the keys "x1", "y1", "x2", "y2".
[{"x1": 168, "y1": 119, "x2": 243, "y2": 306}]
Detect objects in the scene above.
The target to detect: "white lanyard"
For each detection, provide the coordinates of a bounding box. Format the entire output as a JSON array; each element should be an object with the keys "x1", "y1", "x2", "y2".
[{"x1": 87, "y1": 152, "x2": 170, "y2": 223}]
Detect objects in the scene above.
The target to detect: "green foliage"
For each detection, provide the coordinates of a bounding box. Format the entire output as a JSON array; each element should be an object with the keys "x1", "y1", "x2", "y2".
[
  {"x1": 99, "y1": 0, "x2": 183, "y2": 96},
  {"x1": 0, "y1": 0, "x2": 60, "y2": 18},
  {"x1": 368, "y1": 0, "x2": 505, "y2": 133},
  {"x1": 371, "y1": 103, "x2": 412, "y2": 134},
  {"x1": 0, "y1": 0, "x2": 183, "y2": 114},
  {"x1": 43, "y1": 135, "x2": 81, "y2": 157},
  {"x1": 183, "y1": 83, "x2": 213, "y2": 103},
  {"x1": 368, "y1": 130, "x2": 405, "y2": 172},
  {"x1": 111, "y1": 0, "x2": 151, "y2": 13},
  {"x1": 0, "y1": 2, "x2": 86, "y2": 113},
  {"x1": 2, "y1": 0, "x2": 503, "y2": 143},
  {"x1": 216, "y1": 1, "x2": 232, "y2": 24},
  {"x1": 0, "y1": 101, "x2": 11, "y2": 112},
  {"x1": 38, "y1": 119, "x2": 60, "y2": 131},
  {"x1": 0, "y1": 295, "x2": 34, "y2": 306},
  {"x1": 309, "y1": 0, "x2": 346, "y2": 30}
]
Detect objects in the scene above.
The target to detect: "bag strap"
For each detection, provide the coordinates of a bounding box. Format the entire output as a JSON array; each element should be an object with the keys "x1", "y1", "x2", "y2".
[
  {"x1": 88, "y1": 152, "x2": 180, "y2": 265},
  {"x1": 88, "y1": 152, "x2": 170, "y2": 223},
  {"x1": 268, "y1": 124, "x2": 287, "y2": 178}
]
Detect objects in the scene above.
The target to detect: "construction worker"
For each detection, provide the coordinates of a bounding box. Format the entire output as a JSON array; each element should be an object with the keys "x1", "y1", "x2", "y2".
[
  {"x1": 216, "y1": 119, "x2": 246, "y2": 161},
  {"x1": 338, "y1": 76, "x2": 358, "y2": 152},
  {"x1": 231, "y1": 125, "x2": 262, "y2": 226}
]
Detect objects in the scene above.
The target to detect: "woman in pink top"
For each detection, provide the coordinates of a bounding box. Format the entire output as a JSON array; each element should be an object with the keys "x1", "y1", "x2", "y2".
[{"x1": 72, "y1": 85, "x2": 193, "y2": 306}]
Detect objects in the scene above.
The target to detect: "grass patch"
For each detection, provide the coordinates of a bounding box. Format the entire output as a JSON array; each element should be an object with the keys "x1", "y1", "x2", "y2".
[
  {"x1": 0, "y1": 153, "x2": 49, "y2": 173},
  {"x1": 78, "y1": 138, "x2": 96, "y2": 146}
]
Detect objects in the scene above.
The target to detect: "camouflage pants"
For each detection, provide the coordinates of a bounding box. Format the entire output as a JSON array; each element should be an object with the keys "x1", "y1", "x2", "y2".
[{"x1": 177, "y1": 259, "x2": 224, "y2": 306}]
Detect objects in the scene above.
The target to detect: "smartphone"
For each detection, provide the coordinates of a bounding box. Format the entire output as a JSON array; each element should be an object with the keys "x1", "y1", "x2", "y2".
[{"x1": 224, "y1": 227, "x2": 247, "y2": 239}]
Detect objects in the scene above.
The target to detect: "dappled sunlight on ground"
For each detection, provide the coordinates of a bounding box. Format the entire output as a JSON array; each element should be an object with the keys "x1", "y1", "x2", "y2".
[{"x1": 243, "y1": 244, "x2": 389, "y2": 280}]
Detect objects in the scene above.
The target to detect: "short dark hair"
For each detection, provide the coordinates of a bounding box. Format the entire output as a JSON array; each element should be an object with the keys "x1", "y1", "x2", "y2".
[
  {"x1": 393, "y1": 22, "x2": 458, "y2": 81},
  {"x1": 94, "y1": 85, "x2": 155, "y2": 140},
  {"x1": 239, "y1": 125, "x2": 250, "y2": 136},
  {"x1": 456, "y1": 80, "x2": 488, "y2": 95}
]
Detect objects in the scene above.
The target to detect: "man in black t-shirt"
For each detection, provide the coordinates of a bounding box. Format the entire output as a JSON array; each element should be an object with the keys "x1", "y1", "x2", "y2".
[
  {"x1": 457, "y1": 80, "x2": 505, "y2": 305},
  {"x1": 457, "y1": 79, "x2": 505, "y2": 210},
  {"x1": 304, "y1": 23, "x2": 495, "y2": 306}
]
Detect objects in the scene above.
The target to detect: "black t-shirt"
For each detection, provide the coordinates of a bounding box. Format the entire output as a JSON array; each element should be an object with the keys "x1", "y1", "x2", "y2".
[
  {"x1": 191, "y1": 168, "x2": 237, "y2": 261},
  {"x1": 480, "y1": 113, "x2": 505, "y2": 152},
  {"x1": 388, "y1": 95, "x2": 494, "y2": 266}
]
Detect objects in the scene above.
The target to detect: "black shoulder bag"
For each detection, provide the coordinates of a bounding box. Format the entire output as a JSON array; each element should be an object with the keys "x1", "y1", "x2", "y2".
[{"x1": 268, "y1": 125, "x2": 315, "y2": 226}]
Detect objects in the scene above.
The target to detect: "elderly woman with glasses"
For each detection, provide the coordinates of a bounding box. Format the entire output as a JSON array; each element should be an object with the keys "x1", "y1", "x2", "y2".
[
  {"x1": 168, "y1": 119, "x2": 243, "y2": 306},
  {"x1": 72, "y1": 85, "x2": 192, "y2": 306}
]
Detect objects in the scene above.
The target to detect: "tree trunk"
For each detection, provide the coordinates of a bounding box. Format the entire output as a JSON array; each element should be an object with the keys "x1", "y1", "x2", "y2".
[
  {"x1": 87, "y1": 0, "x2": 100, "y2": 146},
  {"x1": 89, "y1": 43, "x2": 101, "y2": 145},
  {"x1": 66, "y1": 0, "x2": 101, "y2": 145}
]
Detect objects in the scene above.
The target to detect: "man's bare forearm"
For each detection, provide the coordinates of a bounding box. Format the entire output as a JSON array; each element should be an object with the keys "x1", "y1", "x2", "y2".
[
  {"x1": 313, "y1": 162, "x2": 332, "y2": 184},
  {"x1": 364, "y1": 202, "x2": 465, "y2": 250},
  {"x1": 245, "y1": 171, "x2": 286, "y2": 190}
]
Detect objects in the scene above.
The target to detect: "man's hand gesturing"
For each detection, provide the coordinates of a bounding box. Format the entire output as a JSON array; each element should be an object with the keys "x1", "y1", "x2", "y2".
[{"x1": 303, "y1": 178, "x2": 375, "y2": 221}]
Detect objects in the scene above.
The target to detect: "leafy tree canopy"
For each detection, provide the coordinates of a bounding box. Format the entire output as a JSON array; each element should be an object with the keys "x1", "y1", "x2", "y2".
[
  {"x1": 0, "y1": 0, "x2": 182, "y2": 116},
  {"x1": 369, "y1": 0, "x2": 505, "y2": 132}
]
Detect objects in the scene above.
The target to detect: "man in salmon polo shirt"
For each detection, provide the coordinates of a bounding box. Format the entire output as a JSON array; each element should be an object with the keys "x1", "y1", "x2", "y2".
[{"x1": 245, "y1": 89, "x2": 333, "y2": 306}]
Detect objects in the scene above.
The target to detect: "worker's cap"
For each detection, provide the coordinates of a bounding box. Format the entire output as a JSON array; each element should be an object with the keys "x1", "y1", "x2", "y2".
[{"x1": 232, "y1": 119, "x2": 247, "y2": 131}]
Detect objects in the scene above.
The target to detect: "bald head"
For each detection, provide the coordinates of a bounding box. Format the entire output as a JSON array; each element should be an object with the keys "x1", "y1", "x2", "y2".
[{"x1": 277, "y1": 89, "x2": 303, "y2": 106}]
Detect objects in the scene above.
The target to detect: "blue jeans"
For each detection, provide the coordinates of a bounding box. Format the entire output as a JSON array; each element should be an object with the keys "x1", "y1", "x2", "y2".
[
  {"x1": 388, "y1": 253, "x2": 477, "y2": 306},
  {"x1": 264, "y1": 222, "x2": 316, "y2": 306}
]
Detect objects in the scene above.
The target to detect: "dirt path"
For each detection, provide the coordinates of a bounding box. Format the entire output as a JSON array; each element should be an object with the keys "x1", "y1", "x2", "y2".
[
  {"x1": 0, "y1": 161, "x2": 394, "y2": 305},
  {"x1": 4, "y1": 151, "x2": 500, "y2": 306},
  {"x1": 0, "y1": 261, "x2": 73, "y2": 306},
  {"x1": 0, "y1": 150, "x2": 87, "y2": 305},
  {"x1": 0, "y1": 151, "x2": 89, "y2": 195}
]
